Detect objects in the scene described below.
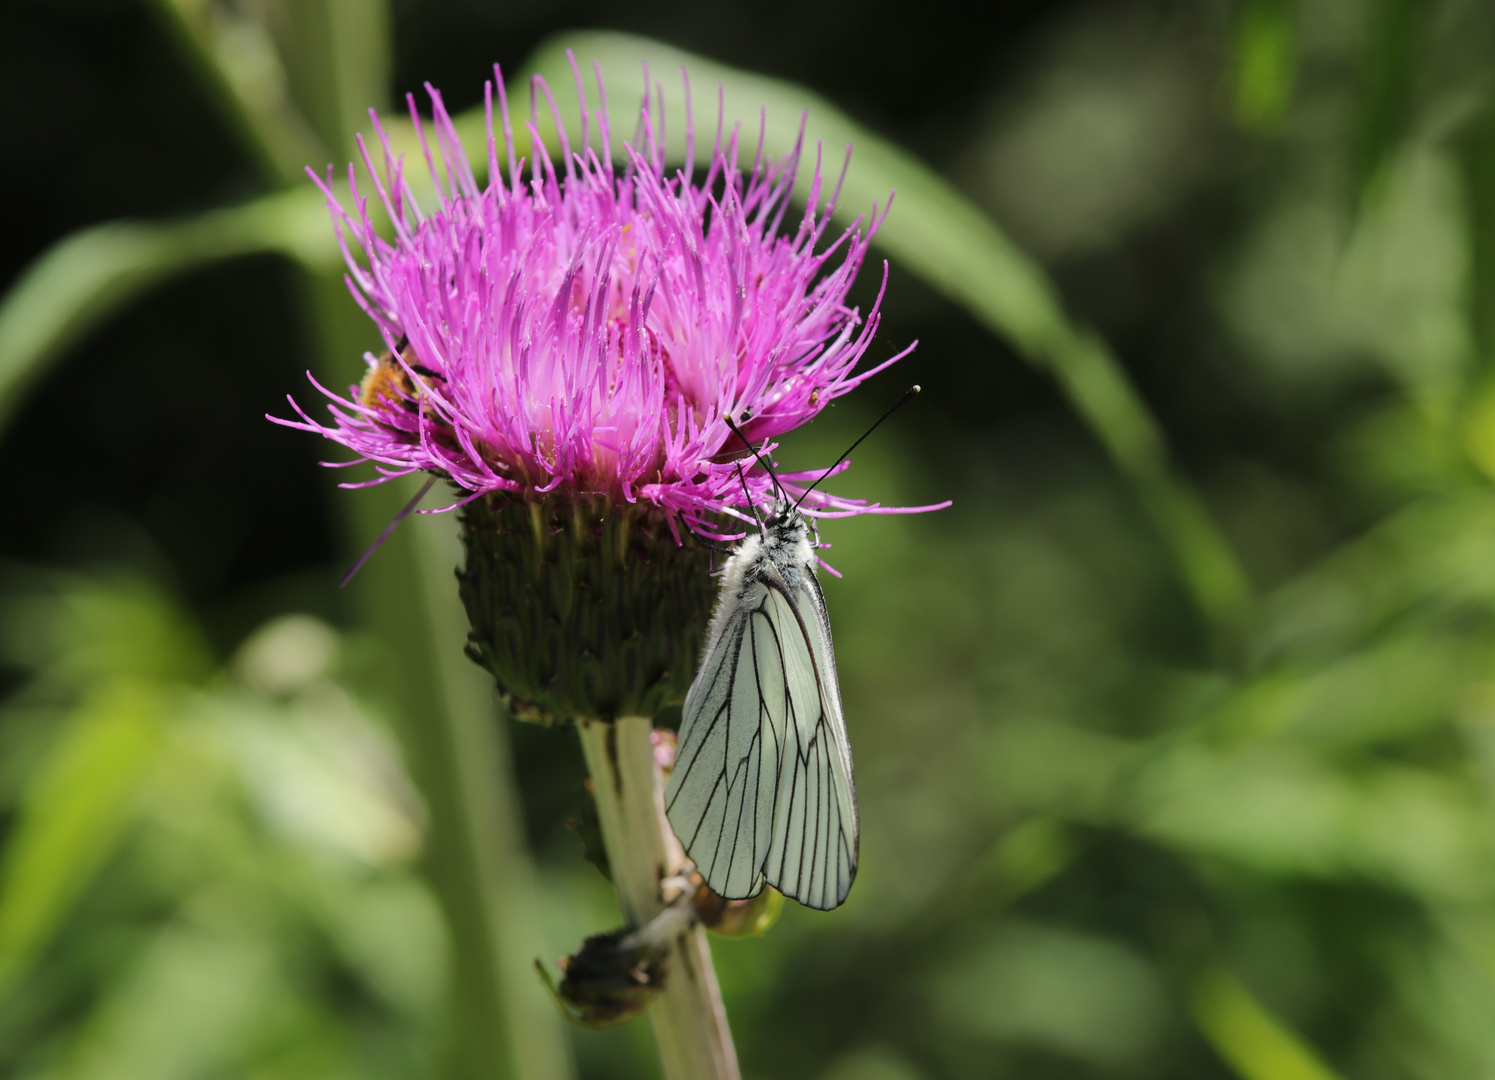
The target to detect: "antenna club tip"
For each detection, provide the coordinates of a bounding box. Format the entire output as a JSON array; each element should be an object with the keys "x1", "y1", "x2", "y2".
[{"x1": 911, "y1": 385, "x2": 921, "y2": 393}]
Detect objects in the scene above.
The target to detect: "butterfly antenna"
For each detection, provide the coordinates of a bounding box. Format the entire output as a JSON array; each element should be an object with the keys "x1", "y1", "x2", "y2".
[
  {"x1": 734, "y1": 461, "x2": 766, "y2": 530},
  {"x1": 794, "y1": 385, "x2": 921, "y2": 511},
  {"x1": 723, "y1": 411, "x2": 786, "y2": 503},
  {"x1": 340, "y1": 476, "x2": 437, "y2": 586}
]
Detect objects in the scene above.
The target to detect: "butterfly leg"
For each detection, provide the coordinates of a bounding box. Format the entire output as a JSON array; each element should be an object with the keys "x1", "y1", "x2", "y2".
[{"x1": 677, "y1": 513, "x2": 738, "y2": 561}]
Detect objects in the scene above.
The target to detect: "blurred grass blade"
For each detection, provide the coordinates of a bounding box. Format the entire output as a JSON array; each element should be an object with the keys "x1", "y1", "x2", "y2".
[
  {"x1": 149, "y1": 3, "x2": 572, "y2": 1071},
  {"x1": 272, "y1": 0, "x2": 392, "y2": 165},
  {"x1": 148, "y1": 0, "x2": 327, "y2": 185},
  {"x1": 1458, "y1": 96, "x2": 1495, "y2": 377},
  {"x1": 0, "y1": 189, "x2": 333, "y2": 435},
  {"x1": 1190, "y1": 967, "x2": 1344, "y2": 1080},
  {"x1": 1232, "y1": 0, "x2": 1297, "y2": 133},
  {"x1": 1355, "y1": 0, "x2": 1416, "y2": 196},
  {"x1": 409, "y1": 492, "x2": 574, "y2": 1080},
  {"x1": 525, "y1": 32, "x2": 1252, "y2": 636},
  {"x1": 152, "y1": 0, "x2": 393, "y2": 181},
  {"x1": 0, "y1": 683, "x2": 166, "y2": 999},
  {"x1": 299, "y1": 269, "x2": 573, "y2": 1080}
]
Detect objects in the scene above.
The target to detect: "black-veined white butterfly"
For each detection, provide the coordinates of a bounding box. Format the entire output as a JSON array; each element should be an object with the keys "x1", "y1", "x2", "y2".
[{"x1": 665, "y1": 388, "x2": 920, "y2": 911}]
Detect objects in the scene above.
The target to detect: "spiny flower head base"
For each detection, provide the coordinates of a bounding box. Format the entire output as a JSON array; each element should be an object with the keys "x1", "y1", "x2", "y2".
[{"x1": 276, "y1": 60, "x2": 923, "y2": 535}]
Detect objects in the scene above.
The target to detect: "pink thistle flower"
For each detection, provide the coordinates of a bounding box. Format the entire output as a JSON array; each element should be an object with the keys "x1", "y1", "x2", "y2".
[{"x1": 274, "y1": 58, "x2": 930, "y2": 536}]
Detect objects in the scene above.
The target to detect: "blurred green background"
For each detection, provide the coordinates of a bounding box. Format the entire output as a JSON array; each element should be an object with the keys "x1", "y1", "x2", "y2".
[{"x1": 6, "y1": 1, "x2": 1495, "y2": 1078}]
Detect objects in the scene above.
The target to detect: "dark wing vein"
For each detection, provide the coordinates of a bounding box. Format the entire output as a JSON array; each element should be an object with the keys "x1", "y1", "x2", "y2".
[
  {"x1": 666, "y1": 572, "x2": 858, "y2": 910},
  {"x1": 761, "y1": 579, "x2": 858, "y2": 910},
  {"x1": 666, "y1": 587, "x2": 782, "y2": 900}
]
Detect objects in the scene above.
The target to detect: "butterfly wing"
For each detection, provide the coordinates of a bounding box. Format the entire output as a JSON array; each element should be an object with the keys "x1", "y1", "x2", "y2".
[
  {"x1": 762, "y1": 571, "x2": 859, "y2": 910},
  {"x1": 665, "y1": 566, "x2": 859, "y2": 911},
  {"x1": 665, "y1": 580, "x2": 786, "y2": 900}
]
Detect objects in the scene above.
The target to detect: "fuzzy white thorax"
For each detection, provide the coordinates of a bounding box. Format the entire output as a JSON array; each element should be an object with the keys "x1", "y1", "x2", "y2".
[{"x1": 696, "y1": 508, "x2": 815, "y2": 668}]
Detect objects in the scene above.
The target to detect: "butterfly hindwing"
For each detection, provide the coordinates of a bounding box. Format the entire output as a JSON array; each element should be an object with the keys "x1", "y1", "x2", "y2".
[
  {"x1": 762, "y1": 575, "x2": 858, "y2": 910},
  {"x1": 799, "y1": 571, "x2": 857, "y2": 874}
]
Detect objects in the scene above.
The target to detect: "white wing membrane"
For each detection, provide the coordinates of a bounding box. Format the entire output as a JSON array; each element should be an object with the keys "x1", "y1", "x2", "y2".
[{"x1": 666, "y1": 574, "x2": 858, "y2": 910}]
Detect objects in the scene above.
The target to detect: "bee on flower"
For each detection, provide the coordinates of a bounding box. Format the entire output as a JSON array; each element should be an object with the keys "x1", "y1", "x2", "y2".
[
  {"x1": 278, "y1": 58, "x2": 915, "y2": 536},
  {"x1": 274, "y1": 56, "x2": 938, "y2": 724}
]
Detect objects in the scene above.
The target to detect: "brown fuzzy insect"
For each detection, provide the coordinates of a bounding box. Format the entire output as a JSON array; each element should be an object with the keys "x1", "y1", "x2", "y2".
[{"x1": 359, "y1": 335, "x2": 442, "y2": 411}]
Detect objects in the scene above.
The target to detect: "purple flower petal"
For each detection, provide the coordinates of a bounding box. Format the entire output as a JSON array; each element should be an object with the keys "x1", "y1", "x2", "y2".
[{"x1": 274, "y1": 55, "x2": 935, "y2": 535}]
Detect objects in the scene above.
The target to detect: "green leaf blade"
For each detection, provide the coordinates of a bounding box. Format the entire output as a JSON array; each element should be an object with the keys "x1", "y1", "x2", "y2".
[
  {"x1": 525, "y1": 32, "x2": 1252, "y2": 637},
  {"x1": 0, "y1": 682, "x2": 168, "y2": 999},
  {"x1": 0, "y1": 189, "x2": 335, "y2": 434}
]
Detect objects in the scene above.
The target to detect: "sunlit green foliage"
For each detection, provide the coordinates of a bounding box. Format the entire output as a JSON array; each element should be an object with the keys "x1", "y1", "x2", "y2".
[{"x1": 0, "y1": 580, "x2": 445, "y2": 1079}]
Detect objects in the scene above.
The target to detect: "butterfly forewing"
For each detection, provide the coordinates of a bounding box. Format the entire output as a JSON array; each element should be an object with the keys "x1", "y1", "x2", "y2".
[
  {"x1": 669, "y1": 617, "x2": 734, "y2": 843},
  {"x1": 666, "y1": 513, "x2": 860, "y2": 911},
  {"x1": 666, "y1": 583, "x2": 782, "y2": 900}
]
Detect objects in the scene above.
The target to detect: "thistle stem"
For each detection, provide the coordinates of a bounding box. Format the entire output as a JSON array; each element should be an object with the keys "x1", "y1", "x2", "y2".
[
  {"x1": 304, "y1": 271, "x2": 571, "y2": 1080},
  {"x1": 576, "y1": 716, "x2": 740, "y2": 1080}
]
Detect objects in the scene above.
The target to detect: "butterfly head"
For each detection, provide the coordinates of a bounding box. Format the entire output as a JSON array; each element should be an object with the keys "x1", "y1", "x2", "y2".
[
  {"x1": 760, "y1": 499, "x2": 812, "y2": 550},
  {"x1": 726, "y1": 387, "x2": 924, "y2": 556}
]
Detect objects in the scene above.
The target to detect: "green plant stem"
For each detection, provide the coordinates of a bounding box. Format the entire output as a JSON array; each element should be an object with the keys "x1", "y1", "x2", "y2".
[
  {"x1": 303, "y1": 269, "x2": 571, "y2": 1080},
  {"x1": 1190, "y1": 966, "x2": 1344, "y2": 1080},
  {"x1": 576, "y1": 716, "x2": 739, "y2": 1080}
]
